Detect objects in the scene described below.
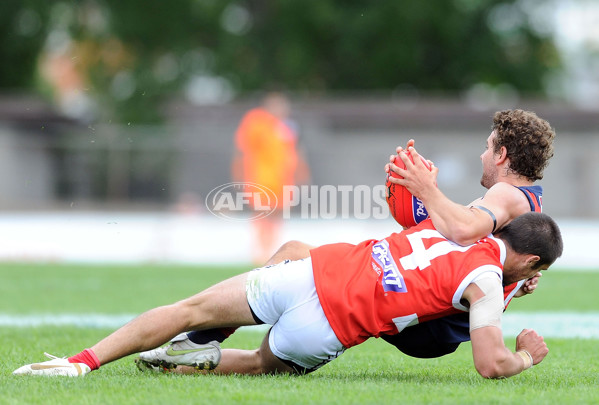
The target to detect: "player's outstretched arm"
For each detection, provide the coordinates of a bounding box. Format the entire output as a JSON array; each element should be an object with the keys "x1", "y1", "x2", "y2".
[
  {"x1": 470, "y1": 326, "x2": 547, "y2": 379},
  {"x1": 464, "y1": 282, "x2": 548, "y2": 378}
]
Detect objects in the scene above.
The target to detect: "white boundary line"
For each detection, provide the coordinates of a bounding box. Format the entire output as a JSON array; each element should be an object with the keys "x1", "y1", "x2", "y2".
[
  {"x1": 1, "y1": 312, "x2": 598, "y2": 339},
  {"x1": 0, "y1": 213, "x2": 596, "y2": 269}
]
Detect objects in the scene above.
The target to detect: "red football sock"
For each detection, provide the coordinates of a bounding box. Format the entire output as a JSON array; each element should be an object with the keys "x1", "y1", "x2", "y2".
[{"x1": 68, "y1": 348, "x2": 101, "y2": 371}]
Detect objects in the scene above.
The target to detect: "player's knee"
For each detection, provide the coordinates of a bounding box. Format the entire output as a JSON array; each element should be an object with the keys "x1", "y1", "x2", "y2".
[
  {"x1": 282, "y1": 240, "x2": 303, "y2": 249},
  {"x1": 279, "y1": 240, "x2": 301, "y2": 254},
  {"x1": 266, "y1": 240, "x2": 311, "y2": 265}
]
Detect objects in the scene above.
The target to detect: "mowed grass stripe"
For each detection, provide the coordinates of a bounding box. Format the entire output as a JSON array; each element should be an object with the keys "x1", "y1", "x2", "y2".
[
  {"x1": 1, "y1": 264, "x2": 598, "y2": 313},
  {"x1": 1, "y1": 312, "x2": 599, "y2": 339}
]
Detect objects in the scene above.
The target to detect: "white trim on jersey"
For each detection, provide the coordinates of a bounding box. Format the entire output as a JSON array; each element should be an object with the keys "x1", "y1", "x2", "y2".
[
  {"x1": 451, "y1": 265, "x2": 504, "y2": 312},
  {"x1": 504, "y1": 279, "x2": 526, "y2": 306}
]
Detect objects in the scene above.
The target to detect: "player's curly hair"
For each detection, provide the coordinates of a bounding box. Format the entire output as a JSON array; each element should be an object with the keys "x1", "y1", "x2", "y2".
[{"x1": 492, "y1": 109, "x2": 555, "y2": 181}]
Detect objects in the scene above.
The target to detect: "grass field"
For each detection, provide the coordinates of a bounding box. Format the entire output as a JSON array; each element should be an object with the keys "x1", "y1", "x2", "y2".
[{"x1": 1, "y1": 264, "x2": 598, "y2": 404}]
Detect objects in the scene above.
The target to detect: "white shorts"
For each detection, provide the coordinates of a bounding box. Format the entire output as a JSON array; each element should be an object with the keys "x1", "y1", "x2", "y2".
[{"x1": 246, "y1": 258, "x2": 346, "y2": 371}]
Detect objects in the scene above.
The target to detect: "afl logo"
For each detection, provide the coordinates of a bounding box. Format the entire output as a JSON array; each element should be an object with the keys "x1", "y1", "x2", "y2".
[{"x1": 205, "y1": 182, "x2": 278, "y2": 221}]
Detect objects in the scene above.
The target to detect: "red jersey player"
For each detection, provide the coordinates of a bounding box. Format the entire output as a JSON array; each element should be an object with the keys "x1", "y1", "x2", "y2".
[
  {"x1": 14, "y1": 212, "x2": 563, "y2": 379},
  {"x1": 114, "y1": 109, "x2": 556, "y2": 363}
]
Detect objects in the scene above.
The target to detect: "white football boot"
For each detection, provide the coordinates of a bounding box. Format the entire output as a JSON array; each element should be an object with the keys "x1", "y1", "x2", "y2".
[
  {"x1": 137, "y1": 333, "x2": 221, "y2": 371},
  {"x1": 134, "y1": 357, "x2": 171, "y2": 373},
  {"x1": 13, "y1": 353, "x2": 91, "y2": 377}
]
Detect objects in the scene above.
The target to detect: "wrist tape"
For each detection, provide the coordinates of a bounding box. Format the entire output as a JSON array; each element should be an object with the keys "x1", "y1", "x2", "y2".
[{"x1": 516, "y1": 350, "x2": 533, "y2": 369}]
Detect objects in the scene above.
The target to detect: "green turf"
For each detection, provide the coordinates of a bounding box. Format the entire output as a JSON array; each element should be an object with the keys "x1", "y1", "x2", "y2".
[
  {"x1": 1, "y1": 263, "x2": 598, "y2": 404},
  {"x1": 2, "y1": 263, "x2": 597, "y2": 313},
  {"x1": 506, "y1": 269, "x2": 599, "y2": 312},
  {"x1": 0, "y1": 263, "x2": 247, "y2": 314}
]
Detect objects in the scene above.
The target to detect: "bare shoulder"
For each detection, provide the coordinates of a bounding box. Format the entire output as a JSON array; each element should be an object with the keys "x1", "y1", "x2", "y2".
[
  {"x1": 473, "y1": 183, "x2": 532, "y2": 227},
  {"x1": 485, "y1": 183, "x2": 530, "y2": 207}
]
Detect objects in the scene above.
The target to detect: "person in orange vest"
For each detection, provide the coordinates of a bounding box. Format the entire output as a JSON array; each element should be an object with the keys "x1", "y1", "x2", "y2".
[{"x1": 232, "y1": 92, "x2": 310, "y2": 264}]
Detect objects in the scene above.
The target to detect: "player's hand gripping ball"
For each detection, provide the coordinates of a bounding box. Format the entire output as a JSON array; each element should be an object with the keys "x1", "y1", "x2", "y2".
[{"x1": 386, "y1": 152, "x2": 432, "y2": 228}]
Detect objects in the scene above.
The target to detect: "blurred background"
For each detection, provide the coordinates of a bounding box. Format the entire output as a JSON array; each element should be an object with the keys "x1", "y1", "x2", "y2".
[{"x1": 0, "y1": 0, "x2": 597, "y2": 267}]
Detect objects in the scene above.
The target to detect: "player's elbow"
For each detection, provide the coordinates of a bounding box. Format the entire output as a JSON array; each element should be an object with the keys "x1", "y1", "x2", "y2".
[
  {"x1": 475, "y1": 361, "x2": 504, "y2": 379},
  {"x1": 473, "y1": 351, "x2": 510, "y2": 379}
]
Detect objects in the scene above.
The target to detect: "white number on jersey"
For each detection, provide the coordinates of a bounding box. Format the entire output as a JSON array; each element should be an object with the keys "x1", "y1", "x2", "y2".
[{"x1": 399, "y1": 229, "x2": 477, "y2": 270}]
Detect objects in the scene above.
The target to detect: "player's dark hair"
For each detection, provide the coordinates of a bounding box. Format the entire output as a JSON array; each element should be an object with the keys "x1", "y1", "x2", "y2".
[
  {"x1": 495, "y1": 212, "x2": 563, "y2": 269},
  {"x1": 492, "y1": 109, "x2": 555, "y2": 181}
]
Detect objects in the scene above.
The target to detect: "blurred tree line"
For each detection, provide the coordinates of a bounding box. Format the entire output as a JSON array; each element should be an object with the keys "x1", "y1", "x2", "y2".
[{"x1": 1, "y1": 0, "x2": 561, "y2": 123}]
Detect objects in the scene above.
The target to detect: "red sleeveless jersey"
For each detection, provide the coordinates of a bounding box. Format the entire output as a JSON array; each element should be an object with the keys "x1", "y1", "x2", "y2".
[{"x1": 310, "y1": 219, "x2": 506, "y2": 348}]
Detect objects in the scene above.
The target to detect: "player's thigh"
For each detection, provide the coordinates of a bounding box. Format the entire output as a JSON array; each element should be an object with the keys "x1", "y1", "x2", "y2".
[
  {"x1": 248, "y1": 259, "x2": 345, "y2": 372},
  {"x1": 176, "y1": 273, "x2": 256, "y2": 329}
]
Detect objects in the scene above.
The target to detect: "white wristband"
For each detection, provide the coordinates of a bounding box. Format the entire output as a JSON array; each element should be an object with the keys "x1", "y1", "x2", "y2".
[{"x1": 517, "y1": 350, "x2": 533, "y2": 369}]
